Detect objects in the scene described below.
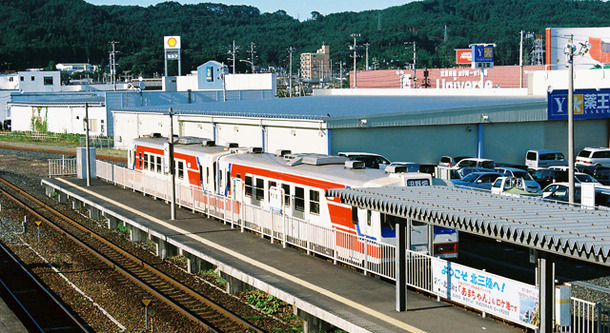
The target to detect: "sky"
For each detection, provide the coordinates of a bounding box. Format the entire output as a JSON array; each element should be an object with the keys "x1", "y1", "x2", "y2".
[{"x1": 84, "y1": 0, "x2": 412, "y2": 21}]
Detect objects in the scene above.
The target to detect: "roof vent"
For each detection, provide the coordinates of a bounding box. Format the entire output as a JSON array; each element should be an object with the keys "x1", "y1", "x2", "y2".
[
  {"x1": 248, "y1": 147, "x2": 263, "y2": 154},
  {"x1": 345, "y1": 160, "x2": 366, "y2": 169},
  {"x1": 302, "y1": 155, "x2": 348, "y2": 166},
  {"x1": 228, "y1": 142, "x2": 239, "y2": 148},
  {"x1": 176, "y1": 136, "x2": 204, "y2": 145},
  {"x1": 385, "y1": 165, "x2": 408, "y2": 173},
  {"x1": 275, "y1": 149, "x2": 292, "y2": 157},
  {"x1": 203, "y1": 140, "x2": 216, "y2": 147},
  {"x1": 151, "y1": 132, "x2": 162, "y2": 138}
]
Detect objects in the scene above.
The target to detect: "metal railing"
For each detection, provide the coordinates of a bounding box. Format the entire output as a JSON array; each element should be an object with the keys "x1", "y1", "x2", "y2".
[
  {"x1": 48, "y1": 156, "x2": 77, "y2": 176},
  {"x1": 95, "y1": 161, "x2": 610, "y2": 332}
]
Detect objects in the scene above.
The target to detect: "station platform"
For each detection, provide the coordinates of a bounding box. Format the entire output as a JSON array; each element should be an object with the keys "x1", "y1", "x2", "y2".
[
  {"x1": 0, "y1": 296, "x2": 27, "y2": 333},
  {"x1": 41, "y1": 177, "x2": 523, "y2": 333}
]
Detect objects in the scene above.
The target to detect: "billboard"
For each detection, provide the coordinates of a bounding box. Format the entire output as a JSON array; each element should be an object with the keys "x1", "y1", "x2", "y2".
[
  {"x1": 547, "y1": 88, "x2": 610, "y2": 120},
  {"x1": 546, "y1": 27, "x2": 610, "y2": 70},
  {"x1": 456, "y1": 49, "x2": 472, "y2": 64},
  {"x1": 164, "y1": 36, "x2": 181, "y2": 50},
  {"x1": 432, "y1": 259, "x2": 539, "y2": 329}
]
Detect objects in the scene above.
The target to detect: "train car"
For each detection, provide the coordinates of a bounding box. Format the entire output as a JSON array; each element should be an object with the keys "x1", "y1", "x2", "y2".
[{"x1": 128, "y1": 135, "x2": 458, "y2": 259}]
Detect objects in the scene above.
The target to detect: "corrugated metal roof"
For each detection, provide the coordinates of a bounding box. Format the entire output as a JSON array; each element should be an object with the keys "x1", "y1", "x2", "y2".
[
  {"x1": 326, "y1": 186, "x2": 610, "y2": 266},
  {"x1": 113, "y1": 95, "x2": 547, "y2": 127},
  {"x1": 10, "y1": 92, "x2": 105, "y2": 105}
]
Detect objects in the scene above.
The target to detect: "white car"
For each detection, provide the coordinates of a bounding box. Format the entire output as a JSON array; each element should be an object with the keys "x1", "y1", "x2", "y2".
[
  {"x1": 453, "y1": 158, "x2": 494, "y2": 170},
  {"x1": 576, "y1": 147, "x2": 610, "y2": 167}
]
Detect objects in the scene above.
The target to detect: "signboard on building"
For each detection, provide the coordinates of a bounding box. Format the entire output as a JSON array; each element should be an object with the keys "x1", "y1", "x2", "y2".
[
  {"x1": 432, "y1": 259, "x2": 539, "y2": 329},
  {"x1": 455, "y1": 49, "x2": 472, "y2": 64},
  {"x1": 206, "y1": 67, "x2": 214, "y2": 82},
  {"x1": 546, "y1": 27, "x2": 610, "y2": 70},
  {"x1": 548, "y1": 88, "x2": 610, "y2": 120}
]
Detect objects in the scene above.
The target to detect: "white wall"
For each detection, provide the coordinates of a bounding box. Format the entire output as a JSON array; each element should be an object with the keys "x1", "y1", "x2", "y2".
[
  {"x1": 530, "y1": 69, "x2": 610, "y2": 95},
  {"x1": 0, "y1": 71, "x2": 61, "y2": 92},
  {"x1": 10, "y1": 104, "x2": 107, "y2": 136},
  {"x1": 113, "y1": 111, "x2": 327, "y2": 153},
  {"x1": 174, "y1": 73, "x2": 276, "y2": 92}
]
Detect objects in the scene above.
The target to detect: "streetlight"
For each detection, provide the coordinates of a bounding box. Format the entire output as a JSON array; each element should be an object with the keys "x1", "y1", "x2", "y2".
[
  {"x1": 239, "y1": 59, "x2": 254, "y2": 73},
  {"x1": 167, "y1": 108, "x2": 177, "y2": 220}
]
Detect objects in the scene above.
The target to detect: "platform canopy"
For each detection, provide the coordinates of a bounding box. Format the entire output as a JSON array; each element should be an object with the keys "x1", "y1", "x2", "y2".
[{"x1": 326, "y1": 186, "x2": 610, "y2": 266}]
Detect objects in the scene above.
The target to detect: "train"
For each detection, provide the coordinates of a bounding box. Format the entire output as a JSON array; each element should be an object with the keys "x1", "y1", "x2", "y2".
[{"x1": 127, "y1": 134, "x2": 458, "y2": 259}]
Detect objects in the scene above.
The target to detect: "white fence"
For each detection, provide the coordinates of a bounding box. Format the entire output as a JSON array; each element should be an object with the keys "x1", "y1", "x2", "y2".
[
  {"x1": 48, "y1": 156, "x2": 77, "y2": 176},
  {"x1": 94, "y1": 160, "x2": 609, "y2": 332}
]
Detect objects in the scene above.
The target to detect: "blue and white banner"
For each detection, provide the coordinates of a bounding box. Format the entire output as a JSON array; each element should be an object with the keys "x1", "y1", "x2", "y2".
[
  {"x1": 548, "y1": 88, "x2": 610, "y2": 120},
  {"x1": 432, "y1": 259, "x2": 539, "y2": 329}
]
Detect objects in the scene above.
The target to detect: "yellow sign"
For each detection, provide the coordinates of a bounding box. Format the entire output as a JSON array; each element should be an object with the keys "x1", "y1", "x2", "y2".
[
  {"x1": 142, "y1": 299, "x2": 152, "y2": 307},
  {"x1": 35, "y1": 221, "x2": 42, "y2": 226}
]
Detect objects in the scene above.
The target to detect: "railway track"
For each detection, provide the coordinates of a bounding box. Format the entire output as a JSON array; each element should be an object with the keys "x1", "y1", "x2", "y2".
[
  {"x1": 0, "y1": 176, "x2": 265, "y2": 333},
  {"x1": 0, "y1": 240, "x2": 90, "y2": 332}
]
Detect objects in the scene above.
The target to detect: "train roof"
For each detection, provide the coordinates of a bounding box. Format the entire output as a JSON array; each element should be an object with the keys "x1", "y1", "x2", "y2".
[
  {"x1": 132, "y1": 136, "x2": 231, "y2": 155},
  {"x1": 222, "y1": 151, "x2": 420, "y2": 188}
]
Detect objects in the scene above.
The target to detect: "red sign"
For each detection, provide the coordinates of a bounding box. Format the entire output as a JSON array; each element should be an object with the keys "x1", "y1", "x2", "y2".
[{"x1": 456, "y1": 49, "x2": 472, "y2": 64}]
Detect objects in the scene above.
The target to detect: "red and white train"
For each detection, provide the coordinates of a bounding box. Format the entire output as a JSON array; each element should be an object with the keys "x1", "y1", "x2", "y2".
[{"x1": 128, "y1": 135, "x2": 458, "y2": 259}]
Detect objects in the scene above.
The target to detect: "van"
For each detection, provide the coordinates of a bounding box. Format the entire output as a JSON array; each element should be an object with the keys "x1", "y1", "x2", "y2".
[{"x1": 525, "y1": 149, "x2": 567, "y2": 169}]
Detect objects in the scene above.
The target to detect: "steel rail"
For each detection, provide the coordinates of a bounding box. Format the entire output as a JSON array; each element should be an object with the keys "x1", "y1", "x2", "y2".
[{"x1": 0, "y1": 177, "x2": 265, "y2": 333}]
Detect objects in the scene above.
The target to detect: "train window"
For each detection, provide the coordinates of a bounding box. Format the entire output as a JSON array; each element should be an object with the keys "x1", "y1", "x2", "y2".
[
  {"x1": 226, "y1": 171, "x2": 230, "y2": 190},
  {"x1": 381, "y1": 214, "x2": 401, "y2": 229},
  {"x1": 255, "y1": 178, "x2": 264, "y2": 201},
  {"x1": 412, "y1": 220, "x2": 427, "y2": 227},
  {"x1": 282, "y1": 184, "x2": 290, "y2": 207},
  {"x1": 144, "y1": 153, "x2": 149, "y2": 170},
  {"x1": 367, "y1": 210, "x2": 372, "y2": 226},
  {"x1": 156, "y1": 156, "x2": 162, "y2": 173},
  {"x1": 138, "y1": 153, "x2": 142, "y2": 168},
  {"x1": 245, "y1": 176, "x2": 253, "y2": 197},
  {"x1": 268, "y1": 181, "x2": 276, "y2": 202},
  {"x1": 309, "y1": 190, "x2": 320, "y2": 215},
  {"x1": 352, "y1": 207, "x2": 358, "y2": 224},
  {"x1": 177, "y1": 161, "x2": 184, "y2": 179},
  {"x1": 295, "y1": 187, "x2": 305, "y2": 212}
]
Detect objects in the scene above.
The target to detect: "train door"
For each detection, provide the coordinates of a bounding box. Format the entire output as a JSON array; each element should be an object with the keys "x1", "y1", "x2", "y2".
[
  {"x1": 356, "y1": 208, "x2": 377, "y2": 240},
  {"x1": 409, "y1": 220, "x2": 430, "y2": 254}
]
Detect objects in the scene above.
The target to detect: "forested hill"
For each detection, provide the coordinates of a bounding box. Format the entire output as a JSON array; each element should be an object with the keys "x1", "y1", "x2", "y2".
[{"x1": 1, "y1": 0, "x2": 610, "y2": 75}]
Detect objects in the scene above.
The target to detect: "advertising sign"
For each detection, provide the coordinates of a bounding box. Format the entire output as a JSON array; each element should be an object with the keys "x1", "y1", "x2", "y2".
[
  {"x1": 164, "y1": 36, "x2": 181, "y2": 50},
  {"x1": 456, "y1": 49, "x2": 472, "y2": 64},
  {"x1": 546, "y1": 27, "x2": 610, "y2": 70},
  {"x1": 432, "y1": 259, "x2": 539, "y2": 329},
  {"x1": 206, "y1": 67, "x2": 214, "y2": 82},
  {"x1": 472, "y1": 45, "x2": 494, "y2": 63},
  {"x1": 547, "y1": 88, "x2": 610, "y2": 120},
  {"x1": 269, "y1": 186, "x2": 283, "y2": 214}
]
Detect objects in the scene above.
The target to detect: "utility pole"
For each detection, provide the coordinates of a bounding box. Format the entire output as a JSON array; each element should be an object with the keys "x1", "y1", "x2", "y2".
[
  {"x1": 288, "y1": 47, "x2": 294, "y2": 97},
  {"x1": 364, "y1": 43, "x2": 370, "y2": 70},
  {"x1": 168, "y1": 108, "x2": 176, "y2": 220},
  {"x1": 84, "y1": 103, "x2": 91, "y2": 187},
  {"x1": 519, "y1": 30, "x2": 524, "y2": 88},
  {"x1": 339, "y1": 62, "x2": 344, "y2": 89},
  {"x1": 405, "y1": 41, "x2": 417, "y2": 88},
  {"x1": 109, "y1": 41, "x2": 119, "y2": 91},
  {"x1": 248, "y1": 42, "x2": 256, "y2": 73},
  {"x1": 564, "y1": 35, "x2": 589, "y2": 204},
  {"x1": 227, "y1": 40, "x2": 238, "y2": 74},
  {"x1": 350, "y1": 33, "x2": 360, "y2": 88}
]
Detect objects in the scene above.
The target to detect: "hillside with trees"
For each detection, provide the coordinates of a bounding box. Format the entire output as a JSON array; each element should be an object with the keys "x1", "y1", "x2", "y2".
[{"x1": 1, "y1": 0, "x2": 609, "y2": 77}]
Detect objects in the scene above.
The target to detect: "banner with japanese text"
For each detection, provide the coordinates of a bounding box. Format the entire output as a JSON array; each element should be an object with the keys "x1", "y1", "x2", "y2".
[
  {"x1": 548, "y1": 88, "x2": 610, "y2": 120},
  {"x1": 432, "y1": 259, "x2": 539, "y2": 329}
]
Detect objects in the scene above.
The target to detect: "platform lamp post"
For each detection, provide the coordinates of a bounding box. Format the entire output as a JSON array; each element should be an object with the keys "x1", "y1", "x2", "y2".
[
  {"x1": 84, "y1": 103, "x2": 91, "y2": 187},
  {"x1": 168, "y1": 108, "x2": 177, "y2": 220}
]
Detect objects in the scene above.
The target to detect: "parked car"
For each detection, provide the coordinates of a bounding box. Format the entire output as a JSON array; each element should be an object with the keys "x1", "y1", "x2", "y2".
[
  {"x1": 531, "y1": 168, "x2": 600, "y2": 188},
  {"x1": 576, "y1": 147, "x2": 610, "y2": 167},
  {"x1": 525, "y1": 149, "x2": 567, "y2": 169},
  {"x1": 494, "y1": 167, "x2": 541, "y2": 194},
  {"x1": 579, "y1": 165, "x2": 610, "y2": 185},
  {"x1": 453, "y1": 158, "x2": 495, "y2": 170},
  {"x1": 438, "y1": 156, "x2": 470, "y2": 167},
  {"x1": 338, "y1": 152, "x2": 391, "y2": 169},
  {"x1": 541, "y1": 183, "x2": 581, "y2": 202},
  {"x1": 491, "y1": 176, "x2": 542, "y2": 197},
  {"x1": 452, "y1": 171, "x2": 503, "y2": 190}
]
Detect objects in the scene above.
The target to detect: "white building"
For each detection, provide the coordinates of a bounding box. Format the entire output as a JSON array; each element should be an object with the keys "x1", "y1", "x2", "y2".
[{"x1": 0, "y1": 70, "x2": 61, "y2": 122}]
